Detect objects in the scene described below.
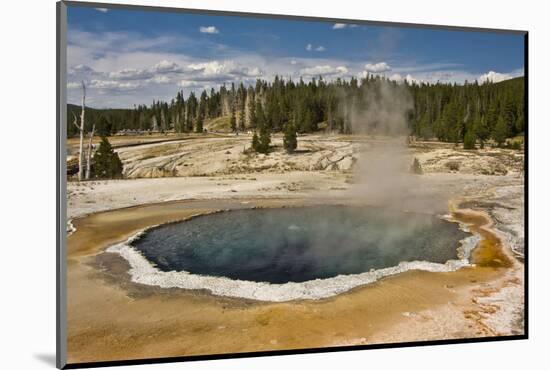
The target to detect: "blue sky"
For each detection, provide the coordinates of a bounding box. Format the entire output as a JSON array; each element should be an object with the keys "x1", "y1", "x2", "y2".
[{"x1": 67, "y1": 5, "x2": 525, "y2": 108}]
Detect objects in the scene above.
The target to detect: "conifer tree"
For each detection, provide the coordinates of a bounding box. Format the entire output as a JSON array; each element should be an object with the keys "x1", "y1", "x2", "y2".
[
  {"x1": 255, "y1": 100, "x2": 265, "y2": 128},
  {"x1": 230, "y1": 103, "x2": 237, "y2": 132},
  {"x1": 67, "y1": 74, "x2": 524, "y2": 144},
  {"x1": 92, "y1": 136, "x2": 123, "y2": 179},
  {"x1": 492, "y1": 115, "x2": 510, "y2": 147},
  {"x1": 251, "y1": 131, "x2": 260, "y2": 152},
  {"x1": 185, "y1": 92, "x2": 197, "y2": 132},
  {"x1": 196, "y1": 90, "x2": 207, "y2": 133},
  {"x1": 248, "y1": 93, "x2": 256, "y2": 129},
  {"x1": 258, "y1": 123, "x2": 271, "y2": 153},
  {"x1": 283, "y1": 122, "x2": 298, "y2": 153},
  {"x1": 196, "y1": 113, "x2": 204, "y2": 133},
  {"x1": 96, "y1": 115, "x2": 112, "y2": 137},
  {"x1": 252, "y1": 102, "x2": 271, "y2": 153},
  {"x1": 463, "y1": 129, "x2": 476, "y2": 149},
  {"x1": 474, "y1": 115, "x2": 490, "y2": 148}
]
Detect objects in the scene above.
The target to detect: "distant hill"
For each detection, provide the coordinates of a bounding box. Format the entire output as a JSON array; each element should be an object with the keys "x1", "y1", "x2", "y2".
[
  {"x1": 494, "y1": 76, "x2": 524, "y2": 88},
  {"x1": 67, "y1": 104, "x2": 133, "y2": 137},
  {"x1": 67, "y1": 103, "x2": 131, "y2": 118}
]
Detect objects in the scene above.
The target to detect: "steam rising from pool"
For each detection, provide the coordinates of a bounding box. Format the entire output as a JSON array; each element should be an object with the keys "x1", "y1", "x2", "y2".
[{"x1": 107, "y1": 206, "x2": 480, "y2": 302}]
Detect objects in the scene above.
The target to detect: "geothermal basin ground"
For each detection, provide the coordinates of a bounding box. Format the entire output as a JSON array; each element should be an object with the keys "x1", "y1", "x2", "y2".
[{"x1": 66, "y1": 133, "x2": 525, "y2": 364}]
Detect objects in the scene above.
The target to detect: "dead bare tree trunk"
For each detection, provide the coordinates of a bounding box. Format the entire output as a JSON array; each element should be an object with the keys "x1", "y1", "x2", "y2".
[
  {"x1": 77, "y1": 81, "x2": 86, "y2": 181},
  {"x1": 85, "y1": 123, "x2": 95, "y2": 180}
]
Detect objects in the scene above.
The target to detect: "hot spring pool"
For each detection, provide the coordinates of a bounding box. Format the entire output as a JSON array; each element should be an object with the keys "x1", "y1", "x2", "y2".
[{"x1": 128, "y1": 206, "x2": 470, "y2": 284}]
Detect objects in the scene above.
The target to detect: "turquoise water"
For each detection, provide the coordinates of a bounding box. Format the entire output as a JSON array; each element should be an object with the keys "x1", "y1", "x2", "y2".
[{"x1": 131, "y1": 206, "x2": 468, "y2": 284}]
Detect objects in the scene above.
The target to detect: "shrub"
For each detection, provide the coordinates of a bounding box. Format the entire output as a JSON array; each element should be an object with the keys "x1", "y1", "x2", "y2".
[
  {"x1": 410, "y1": 157, "x2": 423, "y2": 175},
  {"x1": 510, "y1": 141, "x2": 522, "y2": 150},
  {"x1": 446, "y1": 161, "x2": 460, "y2": 172}
]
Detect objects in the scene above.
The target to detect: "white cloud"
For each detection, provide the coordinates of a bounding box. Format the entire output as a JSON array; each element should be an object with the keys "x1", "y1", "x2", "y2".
[
  {"x1": 88, "y1": 79, "x2": 142, "y2": 91},
  {"x1": 393, "y1": 68, "x2": 521, "y2": 85},
  {"x1": 478, "y1": 70, "x2": 518, "y2": 83},
  {"x1": 187, "y1": 60, "x2": 263, "y2": 81},
  {"x1": 388, "y1": 73, "x2": 420, "y2": 84},
  {"x1": 150, "y1": 75, "x2": 171, "y2": 84},
  {"x1": 68, "y1": 64, "x2": 98, "y2": 76},
  {"x1": 151, "y1": 60, "x2": 183, "y2": 73},
  {"x1": 244, "y1": 67, "x2": 262, "y2": 77},
  {"x1": 94, "y1": 8, "x2": 109, "y2": 13},
  {"x1": 187, "y1": 61, "x2": 222, "y2": 76},
  {"x1": 331, "y1": 23, "x2": 359, "y2": 30},
  {"x1": 67, "y1": 82, "x2": 81, "y2": 89},
  {"x1": 364, "y1": 62, "x2": 392, "y2": 73},
  {"x1": 109, "y1": 68, "x2": 153, "y2": 81},
  {"x1": 306, "y1": 44, "x2": 325, "y2": 52},
  {"x1": 178, "y1": 80, "x2": 204, "y2": 88},
  {"x1": 66, "y1": 28, "x2": 524, "y2": 108},
  {"x1": 83, "y1": 60, "x2": 186, "y2": 83},
  {"x1": 300, "y1": 65, "x2": 348, "y2": 77},
  {"x1": 199, "y1": 26, "x2": 219, "y2": 34}
]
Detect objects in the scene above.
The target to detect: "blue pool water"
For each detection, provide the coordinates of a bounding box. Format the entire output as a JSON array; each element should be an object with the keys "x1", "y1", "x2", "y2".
[{"x1": 131, "y1": 206, "x2": 468, "y2": 284}]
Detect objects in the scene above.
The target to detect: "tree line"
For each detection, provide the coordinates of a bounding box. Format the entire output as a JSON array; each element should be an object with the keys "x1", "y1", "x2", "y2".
[
  {"x1": 409, "y1": 76, "x2": 524, "y2": 147},
  {"x1": 67, "y1": 75, "x2": 524, "y2": 148}
]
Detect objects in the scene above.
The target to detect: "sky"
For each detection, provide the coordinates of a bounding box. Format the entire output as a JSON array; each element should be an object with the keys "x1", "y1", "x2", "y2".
[{"x1": 66, "y1": 5, "x2": 525, "y2": 109}]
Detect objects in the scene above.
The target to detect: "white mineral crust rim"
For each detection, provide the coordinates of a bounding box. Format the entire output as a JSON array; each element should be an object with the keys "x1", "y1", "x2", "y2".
[{"x1": 106, "y1": 217, "x2": 481, "y2": 302}]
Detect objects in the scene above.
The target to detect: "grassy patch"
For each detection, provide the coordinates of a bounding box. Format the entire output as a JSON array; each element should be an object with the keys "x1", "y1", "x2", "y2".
[{"x1": 205, "y1": 115, "x2": 232, "y2": 132}]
